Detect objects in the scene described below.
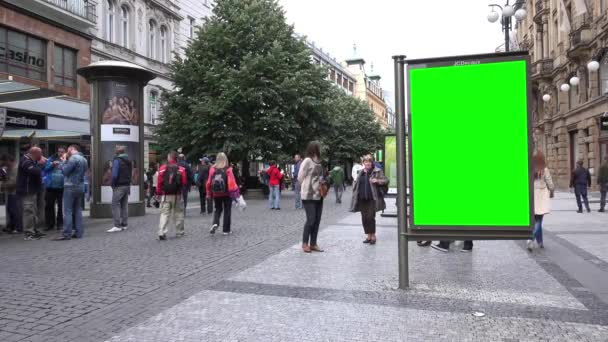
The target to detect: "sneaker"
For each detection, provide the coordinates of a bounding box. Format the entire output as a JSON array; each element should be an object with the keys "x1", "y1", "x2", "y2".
[
  {"x1": 431, "y1": 244, "x2": 449, "y2": 253},
  {"x1": 577, "y1": 210, "x2": 583, "y2": 213},
  {"x1": 158, "y1": 234, "x2": 167, "y2": 241},
  {"x1": 586, "y1": 208, "x2": 591, "y2": 213},
  {"x1": 599, "y1": 209, "x2": 605, "y2": 212},
  {"x1": 107, "y1": 227, "x2": 123, "y2": 233},
  {"x1": 538, "y1": 242, "x2": 544, "y2": 249},
  {"x1": 222, "y1": 231, "x2": 232, "y2": 236},
  {"x1": 460, "y1": 248, "x2": 473, "y2": 253},
  {"x1": 52, "y1": 236, "x2": 71, "y2": 241},
  {"x1": 122, "y1": 226, "x2": 128, "y2": 231},
  {"x1": 527, "y1": 239, "x2": 534, "y2": 251},
  {"x1": 176, "y1": 232, "x2": 185, "y2": 238},
  {"x1": 209, "y1": 224, "x2": 218, "y2": 234},
  {"x1": 33, "y1": 232, "x2": 46, "y2": 238},
  {"x1": 24, "y1": 234, "x2": 40, "y2": 241}
]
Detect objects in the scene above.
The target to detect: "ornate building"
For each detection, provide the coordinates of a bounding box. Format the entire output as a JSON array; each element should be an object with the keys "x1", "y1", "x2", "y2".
[{"x1": 516, "y1": 0, "x2": 608, "y2": 189}]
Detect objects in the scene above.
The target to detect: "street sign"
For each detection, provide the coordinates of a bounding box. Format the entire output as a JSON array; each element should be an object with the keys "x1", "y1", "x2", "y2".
[
  {"x1": 0, "y1": 107, "x2": 6, "y2": 138},
  {"x1": 405, "y1": 52, "x2": 533, "y2": 240}
]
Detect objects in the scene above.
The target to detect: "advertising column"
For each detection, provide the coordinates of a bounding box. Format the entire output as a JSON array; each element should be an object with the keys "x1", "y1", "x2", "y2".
[{"x1": 78, "y1": 62, "x2": 155, "y2": 218}]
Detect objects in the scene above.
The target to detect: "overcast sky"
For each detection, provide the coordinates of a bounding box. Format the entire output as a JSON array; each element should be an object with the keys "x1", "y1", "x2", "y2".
[{"x1": 279, "y1": 0, "x2": 508, "y2": 107}]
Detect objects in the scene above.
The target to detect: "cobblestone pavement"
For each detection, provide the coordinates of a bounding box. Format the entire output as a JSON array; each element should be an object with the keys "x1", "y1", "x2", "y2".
[{"x1": 2, "y1": 190, "x2": 608, "y2": 341}]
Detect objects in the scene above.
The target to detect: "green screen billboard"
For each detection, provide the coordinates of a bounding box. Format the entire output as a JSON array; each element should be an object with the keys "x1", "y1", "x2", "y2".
[
  {"x1": 407, "y1": 53, "x2": 533, "y2": 238},
  {"x1": 384, "y1": 135, "x2": 398, "y2": 194}
]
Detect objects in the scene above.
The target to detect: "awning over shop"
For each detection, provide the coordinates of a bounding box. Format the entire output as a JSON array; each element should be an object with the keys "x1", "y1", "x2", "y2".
[
  {"x1": 0, "y1": 80, "x2": 65, "y2": 103},
  {"x1": 1, "y1": 129, "x2": 89, "y2": 140},
  {"x1": 1, "y1": 96, "x2": 90, "y2": 121}
]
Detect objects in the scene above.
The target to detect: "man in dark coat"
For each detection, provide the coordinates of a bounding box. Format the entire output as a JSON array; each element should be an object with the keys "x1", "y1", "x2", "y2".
[
  {"x1": 196, "y1": 157, "x2": 212, "y2": 214},
  {"x1": 570, "y1": 159, "x2": 591, "y2": 213}
]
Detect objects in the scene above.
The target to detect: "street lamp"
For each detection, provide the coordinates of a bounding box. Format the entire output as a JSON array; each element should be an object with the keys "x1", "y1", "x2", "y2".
[
  {"x1": 542, "y1": 94, "x2": 551, "y2": 102},
  {"x1": 487, "y1": 1, "x2": 526, "y2": 52},
  {"x1": 588, "y1": 60, "x2": 600, "y2": 72}
]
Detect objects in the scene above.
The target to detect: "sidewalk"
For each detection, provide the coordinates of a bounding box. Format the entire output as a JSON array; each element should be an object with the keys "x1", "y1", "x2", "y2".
[{"x1": 105, "y1": 196, "x2": 608, "y2": 342}]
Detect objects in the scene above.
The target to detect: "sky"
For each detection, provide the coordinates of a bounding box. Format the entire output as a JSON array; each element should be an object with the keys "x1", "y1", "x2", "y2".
[{"x1": 279, "y1": 0, "x2": 508, "y2": 107}]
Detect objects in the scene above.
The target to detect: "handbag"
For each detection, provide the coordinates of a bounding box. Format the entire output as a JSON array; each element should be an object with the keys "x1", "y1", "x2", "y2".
[
  {"x1": 319, "y1": 180, "x2": 329, "y2": 198},
  {"x1": 235, "y1": 195, "x2": 247, "y2": 211}
]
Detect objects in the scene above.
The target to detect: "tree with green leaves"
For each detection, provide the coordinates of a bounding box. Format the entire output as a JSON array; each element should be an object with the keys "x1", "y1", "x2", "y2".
[
  {"x1": 320, "y1": 87, "x2": 384, "y2": 165},
  {"x1": 156, "y1": 0, "x2": 331, "y2": 163}
]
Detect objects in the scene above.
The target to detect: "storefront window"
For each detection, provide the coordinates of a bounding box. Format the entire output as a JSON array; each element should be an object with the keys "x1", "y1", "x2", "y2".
[
  {"x1": 0, "y1": 27, "x2": 47, "y2": 82},
  {"x1": 54, "y1": 45, "x2": 77, "y2": 88}
]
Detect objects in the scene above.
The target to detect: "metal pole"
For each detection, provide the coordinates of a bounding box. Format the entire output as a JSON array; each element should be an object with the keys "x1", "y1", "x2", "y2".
[
  {"x1": 504, "y1": 16, "x2": 510, "y2": 52},
  {"x1": 393, "y1": 55, "x2": 408, "y2": 289}
]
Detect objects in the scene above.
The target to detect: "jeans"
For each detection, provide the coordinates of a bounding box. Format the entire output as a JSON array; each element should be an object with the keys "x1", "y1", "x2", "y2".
[
  {"x1": 359, "y1": 199, "x2": 376, "y2": 234},
  {"x1": 574, "y1": 185, "x2": 590, "y2": 211},
  {"x1": 199, "y1": 187, "x2": 212, "y2": 214},
  {"x1": 302, "y1": 200, "x2": 323, "y2": 245},
  {"x1": 63, "y1": 186, "x2": 84, "y2": 238},
  {"x1": 182, "y1": 188, "x2": 189, "y2": 213},
  {"x1": 213, "y1": 197, "x2": 232, "y2": 232},
  {"x1": 334, "y1": 184, "x2": 344, "y2": 203},
  {"x1": 45, "y1": 187, "x2": 63, "y2": 230},
  {"x1": 112, "y1": 186, "x2": 130, "y2": 228},
  {"x1": 533, "y1": 214, "x2": 544, "y2": 244},
  {"x1": 269, "y1": 185, "x2": 281, "y2": 209},
  {"x1": 21, "y1": 194, "x2": 39, "y2": 236},
  {"x1": 6, "y1": 194, "x2": 21, "y2": 232},
  {"x1": 293, "y1": 180, "x2": 302, "y2": 209},
  {"x1": 158, "y1": 194, "x2": 185, "y2": 236}
]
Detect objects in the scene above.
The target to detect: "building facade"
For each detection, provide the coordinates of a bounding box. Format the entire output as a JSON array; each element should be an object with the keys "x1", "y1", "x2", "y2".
[
  {"x1": 0, "y1": 0, "x2": 94, "y2": 160},
  {"x1": 92, "y1": 0, "x2": 213, "y2": 169},
  {"x1": 346, "y1": 58, "x2": 389, "y2": 129},
  {"x1": 306, "y1": 41, "x2": 357, "y2": 96},
  {"x1": 516, "y1": 0, "x2": 608, "y2": 189}
]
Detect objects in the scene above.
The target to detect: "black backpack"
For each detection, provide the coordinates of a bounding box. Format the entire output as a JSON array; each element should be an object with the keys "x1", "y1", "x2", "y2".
[
  {"x1": 162, "y1": 164, "x2": 181, "y2": 194},
  {"x1": 211, "y1": 168, "x2": 227, "y2": 193}
]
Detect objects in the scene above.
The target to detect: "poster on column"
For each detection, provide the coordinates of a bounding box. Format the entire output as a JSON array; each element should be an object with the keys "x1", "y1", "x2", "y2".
[{"x1": 99, "y1": 80, "x2": 141, "y2": 203}]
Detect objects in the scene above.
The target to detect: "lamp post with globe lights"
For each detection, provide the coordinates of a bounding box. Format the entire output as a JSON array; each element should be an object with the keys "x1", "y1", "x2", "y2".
[{"x1": 487, "y1": 1, "x2": 527, "y2": 52}]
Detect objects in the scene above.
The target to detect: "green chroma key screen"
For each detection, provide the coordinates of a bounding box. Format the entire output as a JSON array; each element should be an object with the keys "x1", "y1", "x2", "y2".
[{"x1": 408, "y1": 58, "x2": 531, "y2": 228}]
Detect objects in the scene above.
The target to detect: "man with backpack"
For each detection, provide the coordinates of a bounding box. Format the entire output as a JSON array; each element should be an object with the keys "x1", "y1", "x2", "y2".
[
  {"x1": 108, "y1": 146, "x2": 132, "y2": 233},
  {"x1": 156, "y1": 151, "x2": 188, "y2": 240},
  {"x1": 43, "y1": 147, "x2": 66, "y2": 231}
]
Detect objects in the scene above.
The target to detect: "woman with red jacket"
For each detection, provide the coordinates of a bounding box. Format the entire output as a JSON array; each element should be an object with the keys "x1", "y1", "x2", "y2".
[
  {"x1": 206, "y1": 152, "x2": 239, "y2": 235},
  {"x1": 266, "y1": 161, "x2": 283, "y2": 210}
]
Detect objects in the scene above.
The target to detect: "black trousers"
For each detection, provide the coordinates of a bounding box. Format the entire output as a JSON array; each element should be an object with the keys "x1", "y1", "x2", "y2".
[
  {"x1": 302, "y1": 200, "x2": 323, "y2": 245},
  {"x1": 213, "y1": 197, "x2": 232, "y2": 232},
  {"x1": 199, "y1": 187, "x2": 213, "y2": 214},
  {"x1": 359, "y1": 199, "x2": 376, "y2": 234},
  {"x1": 45, "y1": 188, "x2": 63, "y2": 230}
]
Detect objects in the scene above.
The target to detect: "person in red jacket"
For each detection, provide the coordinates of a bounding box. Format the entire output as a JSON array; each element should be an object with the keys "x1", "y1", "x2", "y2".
[
  {"x1": 206, "y1": 152, "x2": 239, "y2": 235},
  {"x1": 156, "y1": 151, "x2": 188, "y2": 240},
  {"x1": 266, "y1": 161, "x2": 283, "y2": 210}
]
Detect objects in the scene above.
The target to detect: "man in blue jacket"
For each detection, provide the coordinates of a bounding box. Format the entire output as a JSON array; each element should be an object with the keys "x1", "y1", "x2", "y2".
[
  {"x1": 54, "y1": 145, "x2": 88, "y2": 240},
  {"x1": 43, "y1": 147, "x2": 66, "y2": 231},
  {"x1": 17, "y1": 147, "x2": 47, "y2": 240},
  {"x1": 108, "y1": 146, "x2": 131, "y2": 233}
]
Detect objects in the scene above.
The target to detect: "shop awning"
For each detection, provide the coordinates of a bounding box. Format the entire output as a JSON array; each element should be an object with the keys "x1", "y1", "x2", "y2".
[
  {"x1": 1, "y1": 96, "x2": 90, "y2": 121},
  {"x1": 1, "y1": 129, "x2": 89, "y2": 140}
]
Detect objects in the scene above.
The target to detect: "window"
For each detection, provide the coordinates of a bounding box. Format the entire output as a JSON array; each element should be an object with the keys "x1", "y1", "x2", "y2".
[
  {"x1": 160, "y1": 26, "x2": 167, "y2": 63},
  {"x1": 106, "y1": 0, "x2": 115, "y2": 42},
  {"x1": 601, "y1": 54, "x2": 608, "y2": 95},
  {"x1": 148, "y1": 20, "x2": 156, "y2": 59},
  {"x1": 0, "y1": 27, "x2": 47, "y2": 81},
  {"x1": 120, "y1": 6, "x2": 129, "y2": 48},
  {"x1": 149, "y1": 91, "x2": 158, "y2": 123},
  {"x1": 54, "y1": 45, "x2": 77, "y2": 88},
  {"x1": 602, "y1": 0, "x2": 608, "y2": 12},
  {"x1": 189, "y1": 17, "x2": 195, "y2": 38}
]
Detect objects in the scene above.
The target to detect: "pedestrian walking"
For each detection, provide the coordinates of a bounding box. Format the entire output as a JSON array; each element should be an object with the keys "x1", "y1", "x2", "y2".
[
  {"x1": 350, "y1": 155, "x2": 387, "y2": 245},
  {"x1": 266, "y1": 161, "x2": 282, "y2": 210},
  {"x1": 196, "y1": 157, "x2": 212, "y2": 214},
  {"x1": 108, "y1": 146, "x2": 131, "y2": 233},
  {"x1": 598, "y1": 157, "x2": 608, "y2": 213},
  {"x1": 299, "y1": 141, "x2": 326, "y2": 253},
  {"x1": 146, "y1": 167, "x2": 155, "y2": 207},
  {"x1": 293, "y1": 154, "x2": 302, "y2": 209},
  {"x1": 156, "y1": 151, "x2": 188, "y2": 240},
  {"x1": 178, "y1": 154, "x2": 194, "y2": 215},
  {"x1": 206, "y1": 152, "x2": 239, "y2": 235},
  {"x1": 527, "y1": 151, "x2": 554, "y2": 250},
  {"x1": 351, "y1": 158, "x2": 363, "y2": 185},
  {"x1": 53, "y1": 145, "x2": 88, "y2": 241},
  {"x1": 1, "y1": 155, "x2": 21, "y2": 234},
  {"x1": 43, "y1": 147, "x2": 66, "y2": 231},
  {"x1": 329, "y1": 165, "x2": 345, "y2": 204},
  {"x1": 432, "y1": 240, "x2": 474, "y2": 253},
  {"x1": 570, "y1": 159, "x2": 591, "y2": 213},
  {"x1": 17, "y1": 147, "x2": 47, "y2": 240}
]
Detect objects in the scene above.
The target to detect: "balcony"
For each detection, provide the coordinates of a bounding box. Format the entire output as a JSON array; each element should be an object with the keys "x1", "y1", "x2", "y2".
[
  {"x1": 531, "y1": 58, "x2": 553, "y2": 79},
  {"x1": 534, "y1": 0, "x2": 548, "y2": 24},
  {"x1": 5, "y1": 0, "x2": 97, "y2": 33},
  {"x1": 568, "y1": 14, "x2": 592, "y2": 58}
]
